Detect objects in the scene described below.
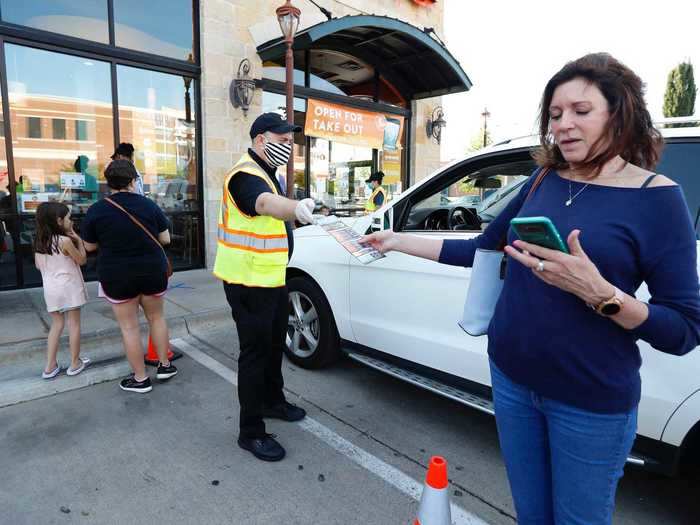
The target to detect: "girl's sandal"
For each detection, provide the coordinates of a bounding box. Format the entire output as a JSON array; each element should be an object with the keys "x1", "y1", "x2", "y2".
[
  {"x1": 67, "y1": 357, "x2": 91, "y2": 377},
  {"x1": 42, "y1": 365, "x2": 61, "y2": 379}
]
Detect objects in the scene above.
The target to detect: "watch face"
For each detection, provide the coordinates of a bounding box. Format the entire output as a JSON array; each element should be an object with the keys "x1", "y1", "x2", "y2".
[{"x1": 601, "y1": 302, "x2": 621, "y2": 316}]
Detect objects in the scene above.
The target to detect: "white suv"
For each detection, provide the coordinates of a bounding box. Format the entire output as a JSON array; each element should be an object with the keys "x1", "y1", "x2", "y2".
[{"x1": 285, "y1": 123, "x2": 700, "y2": 476}]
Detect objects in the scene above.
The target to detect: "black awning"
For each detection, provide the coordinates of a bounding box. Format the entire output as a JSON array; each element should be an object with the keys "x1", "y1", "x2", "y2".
[{"x1": 257, "y1": 15, "x2": 472, "y2": 100}]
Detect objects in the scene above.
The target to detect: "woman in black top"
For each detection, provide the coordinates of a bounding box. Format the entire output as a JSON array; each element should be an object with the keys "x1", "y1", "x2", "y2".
[{"x1": 82, "y1": 160, "x2": 177, "y2": 393}]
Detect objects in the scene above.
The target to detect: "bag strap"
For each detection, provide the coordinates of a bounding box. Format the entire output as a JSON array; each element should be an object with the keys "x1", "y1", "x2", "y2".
[
  {"x1": 104, "y1": 197, "x2": 167, "y2": 259},
  {"x1": 497, "y1": 167, "x2": 550, "y2": 250},
  {"x1": 525, "y1": 167, "x2": 550, "y2": 200}
]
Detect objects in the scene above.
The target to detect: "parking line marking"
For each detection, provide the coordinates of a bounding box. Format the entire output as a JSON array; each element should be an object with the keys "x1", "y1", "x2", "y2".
[{"x1": 172, "y1": 337, "x2": 490, "y2": 525}]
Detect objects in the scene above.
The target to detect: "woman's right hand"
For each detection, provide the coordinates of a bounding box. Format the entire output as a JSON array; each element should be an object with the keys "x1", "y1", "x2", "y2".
[{"x1": 359, "y1": 230, "x2": 401, "y2": 254}]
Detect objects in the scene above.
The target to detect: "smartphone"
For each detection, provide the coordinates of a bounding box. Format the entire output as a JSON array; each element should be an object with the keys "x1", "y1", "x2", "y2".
[{"x1": 510, "y1": 216, "x2": 569, "y2": 253}]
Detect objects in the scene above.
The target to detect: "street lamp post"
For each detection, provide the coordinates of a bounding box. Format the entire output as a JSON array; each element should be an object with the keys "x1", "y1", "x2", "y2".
[
  {"x1": 481, "y1": 107, "x2": 491, "y2": 148},
  {"x1": 276, "y1": 0, "x2": 301, "y2": 198}
]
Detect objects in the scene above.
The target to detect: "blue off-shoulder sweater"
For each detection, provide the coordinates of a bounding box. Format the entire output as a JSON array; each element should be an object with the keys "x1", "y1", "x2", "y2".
[{"x1": 440, "y1": 170, "x2": 700, "y2": 413}]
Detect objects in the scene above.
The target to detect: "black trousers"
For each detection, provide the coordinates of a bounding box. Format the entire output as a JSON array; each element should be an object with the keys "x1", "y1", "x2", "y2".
[{"x1": 224, "y1": 282, "x2": 288, "y2": 438}]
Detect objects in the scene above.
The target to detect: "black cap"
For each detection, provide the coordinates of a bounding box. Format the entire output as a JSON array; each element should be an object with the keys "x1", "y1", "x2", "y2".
[
  {"x1": 111, "y1": 142, "x2": 135, "y2": 160},
  {"x1": 365, "y1": 171, "x2": 385, "y2": 184},
  {"x1": 250, "y1": 112, "x2": 302, "y2": 139}
]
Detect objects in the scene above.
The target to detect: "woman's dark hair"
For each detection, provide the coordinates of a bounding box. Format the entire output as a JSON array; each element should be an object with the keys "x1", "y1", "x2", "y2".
[
  {"x1": 534, "y1": 53, "x2": 663, "y2": 176},
  {"x1": 105, "y1": 159, "x2": 137, "y2": 190},
  {"x1": 34, "y1": 202, "x2": 70, "y2": 255}
]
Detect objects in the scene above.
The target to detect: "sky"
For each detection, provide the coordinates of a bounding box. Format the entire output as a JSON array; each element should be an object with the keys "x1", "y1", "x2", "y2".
[{"x1": 441, "y1": 0, "x2": 700, "y2": 161}]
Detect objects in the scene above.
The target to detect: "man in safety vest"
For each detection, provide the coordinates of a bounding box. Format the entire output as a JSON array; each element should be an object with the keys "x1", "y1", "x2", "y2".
[
  {"x1": 214, "y1": 112, "x2": 316, "y2": 462},
  {"x1": 364, "y1": 171, "x2": 387, "y2": 213}
]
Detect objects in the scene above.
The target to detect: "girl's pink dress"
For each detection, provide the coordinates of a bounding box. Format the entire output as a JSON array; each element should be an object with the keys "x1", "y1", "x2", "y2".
[{"x1": 35, "y1": 238, "x2": 87, "y2": 313}]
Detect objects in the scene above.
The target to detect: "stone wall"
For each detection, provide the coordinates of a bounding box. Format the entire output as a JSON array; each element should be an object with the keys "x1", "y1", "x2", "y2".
[{"x1": 199, "y1": 0, "x2": 446, "y2": 265}]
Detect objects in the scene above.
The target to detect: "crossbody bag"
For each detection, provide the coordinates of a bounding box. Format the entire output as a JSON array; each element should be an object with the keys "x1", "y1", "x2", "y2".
[{"x1": 104, "y1": 197, "x2": 173, "y2": 278}]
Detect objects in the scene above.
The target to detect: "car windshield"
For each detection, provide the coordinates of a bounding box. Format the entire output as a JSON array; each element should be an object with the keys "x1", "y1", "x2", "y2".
[{"x1": 477, "y1": 175, "x2": 528, "y2": 215}]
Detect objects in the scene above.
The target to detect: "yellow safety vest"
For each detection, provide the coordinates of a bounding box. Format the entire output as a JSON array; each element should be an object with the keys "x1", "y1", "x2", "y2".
[
  {"x1": 365, "y1": 185, "x2": 387, "y2": 212},
  {"x1": 213, "y1": 153, "x2": 289, "y2": 287}
]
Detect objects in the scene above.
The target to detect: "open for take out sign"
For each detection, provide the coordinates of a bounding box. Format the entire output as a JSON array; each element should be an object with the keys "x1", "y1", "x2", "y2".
[{"x1": 304, "y1": 99, "x2": 403, "y2": 151}]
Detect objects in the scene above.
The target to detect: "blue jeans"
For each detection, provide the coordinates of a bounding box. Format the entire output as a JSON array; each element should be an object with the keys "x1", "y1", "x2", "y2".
[{"x1": 490, "y1": 360, "x2": 637, "y2": 525}]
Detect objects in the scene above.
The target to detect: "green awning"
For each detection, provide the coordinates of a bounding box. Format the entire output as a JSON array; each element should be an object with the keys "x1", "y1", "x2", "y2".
[{"x1": 257, "y1": 15, "x2": 472, "y2": 100}]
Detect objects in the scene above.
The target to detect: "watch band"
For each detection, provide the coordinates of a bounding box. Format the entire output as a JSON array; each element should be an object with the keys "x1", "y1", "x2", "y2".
[{"x1": 595, "y1": 286, "x2": 625, "y2": 316}]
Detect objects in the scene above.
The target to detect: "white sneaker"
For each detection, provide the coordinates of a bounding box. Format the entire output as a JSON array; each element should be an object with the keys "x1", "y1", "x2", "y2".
[{"x1": 67, "y1": 357, "x2": 91, "y2": 377}]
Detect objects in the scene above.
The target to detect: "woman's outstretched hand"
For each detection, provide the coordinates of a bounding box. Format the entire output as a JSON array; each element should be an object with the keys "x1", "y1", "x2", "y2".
[
  {"x1": 504, "y1": 229, "x2": 615, "y2": 306},
  {"x1": 359, "y1": 230, "x2": 401, "y2": 254}
]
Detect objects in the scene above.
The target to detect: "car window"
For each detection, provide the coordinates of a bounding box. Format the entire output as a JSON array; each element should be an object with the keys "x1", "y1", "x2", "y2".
[
  {"x1": 403, "y1": 159, "x2": 536, "y2": 232},
  {"x1": 655, "y1": 141, "x2": 700, "y2": 236}
]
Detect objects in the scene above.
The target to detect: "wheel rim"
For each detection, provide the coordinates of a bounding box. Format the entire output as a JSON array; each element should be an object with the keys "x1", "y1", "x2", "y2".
[{"x1": 286, "y1": 291, "x2": 320, "y2": 358}]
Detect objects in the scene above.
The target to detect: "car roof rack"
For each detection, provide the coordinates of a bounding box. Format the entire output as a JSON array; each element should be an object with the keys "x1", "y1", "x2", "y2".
[
  {"x1": 490, "y1": 134, "x2": 537, "y2": 147},
  {"x1": 653, "y1": 116, "x2": 700, "y2": 126},
  {"x1": 487, "y1": 117, "x2": 700, "y2": 149}
]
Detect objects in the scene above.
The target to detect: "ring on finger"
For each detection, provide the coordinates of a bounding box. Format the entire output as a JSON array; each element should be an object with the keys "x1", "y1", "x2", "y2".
[{"x1": 536, "y1": 260, "x2": 545, "y2": 272}]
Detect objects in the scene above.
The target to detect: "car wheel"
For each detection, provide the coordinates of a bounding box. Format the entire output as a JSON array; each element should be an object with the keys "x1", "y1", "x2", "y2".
[{"x1": 285, "y1": 276, "x2": 340, "y2": 369}]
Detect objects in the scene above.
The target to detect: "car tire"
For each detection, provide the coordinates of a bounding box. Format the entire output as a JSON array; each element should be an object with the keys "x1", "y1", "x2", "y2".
[{"x1": 285, "y1": 276, "x2": 341, "y2": 369}]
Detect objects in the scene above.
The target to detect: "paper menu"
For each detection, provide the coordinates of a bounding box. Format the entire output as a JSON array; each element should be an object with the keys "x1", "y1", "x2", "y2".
[{"x1": 315, "y1": 215, "x2": 385, "y2": 264}]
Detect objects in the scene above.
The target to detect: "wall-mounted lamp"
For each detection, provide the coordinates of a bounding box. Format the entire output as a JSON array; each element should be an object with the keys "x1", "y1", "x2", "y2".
[
  {"x1": 230, "y1": 59, "x2": 256, "y2": 116},
  {"x1": 426, "y1": 106, "x2": 446, "y2": 144}
]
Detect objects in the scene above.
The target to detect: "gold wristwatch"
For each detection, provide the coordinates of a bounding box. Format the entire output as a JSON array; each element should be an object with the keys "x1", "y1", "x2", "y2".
[{"x1": 595, "y1": 286, "x2": 625, "y2": 316}]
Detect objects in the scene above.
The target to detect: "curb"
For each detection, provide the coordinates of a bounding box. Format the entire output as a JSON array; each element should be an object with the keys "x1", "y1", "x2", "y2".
[{"x1": 0, "y1": 307, "x2": 231, "y2": 367}]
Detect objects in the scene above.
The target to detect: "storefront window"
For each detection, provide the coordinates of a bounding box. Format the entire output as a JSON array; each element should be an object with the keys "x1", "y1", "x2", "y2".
[
  {"x1": 5, "y1": 44, "x2": 114, "y2": 285},
  {"x1": 310, "y1": 139, "x2": 372, "y2": 215},
  {"x1": 0, "y1": 87, "x2": 17, "y2": 289},
  {"x1": 117, "y1": 64, "x2": 199, "y2": 269},
  {"x1": 5, "y1": 44, "x2": 114, "y2": 216},
  {"x1": 305, "y1": 98, "x2": 404, "y2": 215},
  {"x1": 261, "y1": 91, "x2": 306, "y2": 199},
  {"x1": 114, "y1": 0, "x2": 194, "y2": 61},
  {"x1": 0, "y1": 0, "x2": 109, "y2": 43}
]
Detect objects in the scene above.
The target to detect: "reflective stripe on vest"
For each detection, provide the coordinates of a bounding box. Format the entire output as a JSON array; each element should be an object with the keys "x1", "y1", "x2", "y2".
[
  {"x1": 217, "y1": 225, "x2": 288, "y2": 253},
  {"x1": 213, "y1": 153, "x2": 289, "y2": 287},
  {"x1": 365, "y1": 186, "x2": 387, "y2": 212}
]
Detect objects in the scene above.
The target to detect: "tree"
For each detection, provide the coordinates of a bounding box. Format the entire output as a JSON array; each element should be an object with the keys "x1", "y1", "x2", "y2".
[
  {"x1": 467, "y1": 127, "x2": 492, "y2": 152},
  {"x1": 663, "y1": 62, "x2": 697, "y2": 127}
]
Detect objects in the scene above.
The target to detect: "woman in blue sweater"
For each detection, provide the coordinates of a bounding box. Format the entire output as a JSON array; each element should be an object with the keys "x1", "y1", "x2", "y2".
[{"x1": 362, "y1": 53, "x2": 700, "y2": 524}]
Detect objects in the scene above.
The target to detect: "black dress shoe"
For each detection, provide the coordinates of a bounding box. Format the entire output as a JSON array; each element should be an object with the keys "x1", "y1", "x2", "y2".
[
  {"x1": 237, "y1": 434, "x2": 286, "y2": 462},
  {"x1": 262, "y1": 401, "x2": 307, "y2": 422}
]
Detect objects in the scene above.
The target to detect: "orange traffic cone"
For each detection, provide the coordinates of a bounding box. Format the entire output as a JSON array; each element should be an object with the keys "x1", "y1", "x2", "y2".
[
  {"x1": 144, "y1": 336, "x2": 183, "y2": 367},
  {"x1": 414, "y1": 456, "x2": 452, "y2": 525}
]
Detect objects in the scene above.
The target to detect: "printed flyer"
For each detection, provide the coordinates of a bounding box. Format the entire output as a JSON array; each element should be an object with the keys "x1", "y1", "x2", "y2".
[{"x1": 316, "y1": 216, "x2": 385, "y2": 264}]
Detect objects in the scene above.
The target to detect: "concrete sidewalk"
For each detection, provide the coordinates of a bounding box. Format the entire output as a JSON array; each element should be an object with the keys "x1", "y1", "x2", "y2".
[
  {"x1": 0, "y1": 269, "x2": 233, "y2": 407},
  {"x1": 1, "y1": 269, "x2": 228, "y2": 351}
]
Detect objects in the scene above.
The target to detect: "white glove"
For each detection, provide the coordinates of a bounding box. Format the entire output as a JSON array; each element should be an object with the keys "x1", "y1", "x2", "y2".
[{"x1": 295, "y1": 198, "x2": 316, "y2": 225}]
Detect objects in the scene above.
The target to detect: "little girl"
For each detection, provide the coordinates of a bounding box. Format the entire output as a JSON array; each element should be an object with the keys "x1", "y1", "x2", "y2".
[{"x1": 34, "y1": 202, "x2": 89, "y2": 379}]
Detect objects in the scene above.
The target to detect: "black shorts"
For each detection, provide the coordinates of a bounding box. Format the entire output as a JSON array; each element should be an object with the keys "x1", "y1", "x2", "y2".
[{"x1": 101, "y1": 274, "x2": 168, "y2": 303}]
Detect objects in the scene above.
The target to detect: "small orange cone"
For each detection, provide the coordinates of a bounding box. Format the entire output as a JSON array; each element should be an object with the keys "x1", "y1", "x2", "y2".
[
  {"x1": 414, "y1": 456, "x2": 452, "y2": 525},
  {"x1": 144, "y1": 336, "x2": 183, "y2": 366}
]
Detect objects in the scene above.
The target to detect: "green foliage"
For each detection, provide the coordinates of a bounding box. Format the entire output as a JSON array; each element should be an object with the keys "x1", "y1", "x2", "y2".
[
  {"x1": 663, "y1": 62, "x2": 697, "y2": 127},
  {"x1": 459, "y1": 178, "x2": 476, "y2": 194},
  {"x1": 467, "y1": 127, "x2": 492, "y2": 152}
]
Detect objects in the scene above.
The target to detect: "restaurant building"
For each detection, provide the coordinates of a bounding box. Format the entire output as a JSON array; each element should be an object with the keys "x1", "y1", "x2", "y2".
[{"x1": 0, "y1": 0, "x2": 470, "y2": 290}]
